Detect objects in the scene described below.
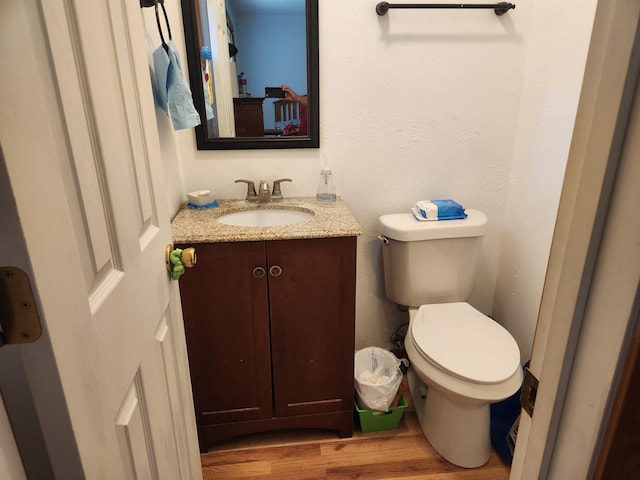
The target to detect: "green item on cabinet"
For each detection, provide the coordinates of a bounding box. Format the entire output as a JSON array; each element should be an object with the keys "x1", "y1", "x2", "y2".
[{"x1": 169, "y1": 248, "x2": 185, "y2": 280}]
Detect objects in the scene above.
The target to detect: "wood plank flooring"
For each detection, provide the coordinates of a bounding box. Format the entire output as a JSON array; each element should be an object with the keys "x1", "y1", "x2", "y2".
[{"x1": 201, "y1": 397, "x2": 511, "y2": 479}]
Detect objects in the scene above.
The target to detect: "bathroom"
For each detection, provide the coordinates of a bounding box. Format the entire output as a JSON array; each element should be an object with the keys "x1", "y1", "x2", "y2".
[
  {"x1": 3, "y1": 0, "x2": 638, "y2": 478},
  {"x1": 154, "y1": 0, "x2": 594, "y2": 472},
  {"x1": 164, "y1": 0, "x2": 593, "y2": 369}
]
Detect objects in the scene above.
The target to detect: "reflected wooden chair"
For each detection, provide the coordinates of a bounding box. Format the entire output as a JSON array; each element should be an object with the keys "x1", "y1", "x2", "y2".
[{"x1": 273, "y1": 100, "x2": 301, "y2": 135}]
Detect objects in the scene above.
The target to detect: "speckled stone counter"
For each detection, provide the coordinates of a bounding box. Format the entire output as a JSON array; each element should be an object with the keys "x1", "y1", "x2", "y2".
[{"x1": 171, "y1": 196, "x2": 362, "y2": 243}]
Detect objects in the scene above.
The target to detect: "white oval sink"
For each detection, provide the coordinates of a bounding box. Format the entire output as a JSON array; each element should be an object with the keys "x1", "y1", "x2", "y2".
[{"x1": 216, "y1": 208, "x2": 314, "y2": 227}]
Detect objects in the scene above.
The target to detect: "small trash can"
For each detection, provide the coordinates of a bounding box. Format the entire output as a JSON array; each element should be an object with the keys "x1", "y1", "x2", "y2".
[
  {"x1": 355, "y1": 393, "x2": 408, "y2": 432},
  {"x1": 354, "y1": 347, "x2": 406, "y2": 432}
]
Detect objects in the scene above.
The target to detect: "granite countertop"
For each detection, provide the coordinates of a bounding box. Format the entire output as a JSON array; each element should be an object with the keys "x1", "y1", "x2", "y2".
[{"x1": 171, "y1": 196, "x2": 362, "y2": 244}]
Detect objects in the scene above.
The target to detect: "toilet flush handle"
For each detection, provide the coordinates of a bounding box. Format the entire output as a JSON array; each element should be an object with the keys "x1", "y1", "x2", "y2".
[{"x1": 378, "y1": 235, "x2": 389, "y2": 245}]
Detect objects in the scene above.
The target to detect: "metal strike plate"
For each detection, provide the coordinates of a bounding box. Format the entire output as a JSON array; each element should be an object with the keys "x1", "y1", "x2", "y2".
[
  {"x1": 520, "y1": 367, "x2": 539, "y2": 417},
  {"x1": 0, "y1": 267, "x2": 42, "y2": 347}
]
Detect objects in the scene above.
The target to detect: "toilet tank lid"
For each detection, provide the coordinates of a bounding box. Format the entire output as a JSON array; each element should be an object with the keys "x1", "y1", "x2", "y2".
[{"x1": 378, "y1": 209, "x2": 488, "y2": 242}]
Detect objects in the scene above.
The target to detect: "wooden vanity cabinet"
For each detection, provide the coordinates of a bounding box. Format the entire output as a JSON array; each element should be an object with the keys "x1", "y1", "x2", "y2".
[{"x1": 177, "y1": 236, "x2": 357, "y2": 452}]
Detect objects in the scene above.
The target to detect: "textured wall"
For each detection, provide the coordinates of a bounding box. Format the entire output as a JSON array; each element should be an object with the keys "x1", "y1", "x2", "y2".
[
  {"x1": 492, "y1": 1, "x2": 597, "y2": 362},
  {"x1": 157, "y1": 0, "x2": 597, "y2": 359}
]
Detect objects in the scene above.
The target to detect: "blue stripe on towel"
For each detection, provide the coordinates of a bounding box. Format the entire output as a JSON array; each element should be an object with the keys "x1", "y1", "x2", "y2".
[{"x1": 431, "y1": 199, "x2": 467, "y2": 219}]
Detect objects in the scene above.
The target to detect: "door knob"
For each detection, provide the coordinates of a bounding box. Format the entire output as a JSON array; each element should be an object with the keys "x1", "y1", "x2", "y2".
[
  {"x1": 166, "y1": 245, "x2": 197, "y2": 280},
  {"x1": 252, "y1": 267, "x2": 266, "y2": 278}
]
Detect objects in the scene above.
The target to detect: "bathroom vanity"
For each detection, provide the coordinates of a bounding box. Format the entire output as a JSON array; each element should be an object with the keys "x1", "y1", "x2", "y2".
[{"x1": 171, "y1": 198, "x2": 361, "y2": 452}]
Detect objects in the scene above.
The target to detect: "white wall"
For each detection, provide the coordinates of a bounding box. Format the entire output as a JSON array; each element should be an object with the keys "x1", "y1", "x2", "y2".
[
  {"x1": 493, "y1": 1, "x2": 597, "y2": 362},
  {"x1": 159, "y1": 0, "x2": 596, "y2": 358},
  {"x1": 141, "y1": 7, "x2": 188, "y2": 216}
]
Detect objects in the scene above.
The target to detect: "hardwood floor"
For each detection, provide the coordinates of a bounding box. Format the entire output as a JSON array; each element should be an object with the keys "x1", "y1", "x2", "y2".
[{"x1": 200, "y1": 396, "x2": 511, "y2": 479}]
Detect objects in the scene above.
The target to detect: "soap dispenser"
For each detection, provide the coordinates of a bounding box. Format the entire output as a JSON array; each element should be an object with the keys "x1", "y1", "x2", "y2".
[{"x1": 316, "y1": 168, "x2": 336, "y2": 202}]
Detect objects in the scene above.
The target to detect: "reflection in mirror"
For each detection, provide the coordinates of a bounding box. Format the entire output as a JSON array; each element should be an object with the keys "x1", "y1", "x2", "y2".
[{"x1": 181, "y1": 0, "x2": 319, "y2": 150}]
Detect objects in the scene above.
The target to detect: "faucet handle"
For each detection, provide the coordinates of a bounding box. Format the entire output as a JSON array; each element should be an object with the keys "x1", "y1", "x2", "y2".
[
  {"x1": 235, "y1": 179, "x2": 258, "y2": 202},
  {"x1": 272, "y1": 178, "x2": 292, "y2": 200}
]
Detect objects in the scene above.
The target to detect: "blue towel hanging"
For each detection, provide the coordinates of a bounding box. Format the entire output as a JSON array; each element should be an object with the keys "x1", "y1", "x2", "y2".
[{"x1": 149, "y1": 0, "x2": 201, "y2": 130}]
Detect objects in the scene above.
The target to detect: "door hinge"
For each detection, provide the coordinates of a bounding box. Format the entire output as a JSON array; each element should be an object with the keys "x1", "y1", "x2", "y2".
[
  {"x1": 520, "y1": 367, "x2": 539, "y2": 417},
  {"x1": 0, "y1": 267, "x2": 42, "y2": 347}
]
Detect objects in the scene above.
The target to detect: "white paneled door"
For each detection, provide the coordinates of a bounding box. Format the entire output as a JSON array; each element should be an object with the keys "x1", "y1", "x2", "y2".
[{"x1": 1, "y1": 0, "x2": 201, "y2": 478}]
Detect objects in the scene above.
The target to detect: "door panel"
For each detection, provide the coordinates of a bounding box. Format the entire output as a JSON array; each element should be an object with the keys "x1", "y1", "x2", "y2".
[
  {"x1": 115, "y1": 373, "x2": 157, "y2": 479},
  {"x1": 178, "y1": 242, "x2": 273, "y2": 426},
  {"x1": 0, "y1": 0, "x2": 201, "y2": 477},
  {"x1": 268, "y1": 237, "x2": 357, "y2": 417},
  {"x1": 153, "y1": 313, "x2": 198, "y2": 476}
]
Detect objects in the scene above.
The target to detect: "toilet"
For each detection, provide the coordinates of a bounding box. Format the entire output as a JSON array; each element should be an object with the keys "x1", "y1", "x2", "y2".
[{"x1": 378, "y1": 210, "x2": 522, "y2": 468}]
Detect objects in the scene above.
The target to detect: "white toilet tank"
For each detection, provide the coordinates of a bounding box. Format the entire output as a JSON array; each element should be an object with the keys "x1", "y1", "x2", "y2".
[{"x1": 378, "y1": 210, "x2": 488, "y2": 307}]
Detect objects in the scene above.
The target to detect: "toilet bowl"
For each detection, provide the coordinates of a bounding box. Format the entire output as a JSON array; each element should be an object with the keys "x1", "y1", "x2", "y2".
[
  {"x1": 377, "y1": 210, "x2": 523, "y2": 468},
  {"x1": 405, "y1": 302, "x2": 522, "y2": 468}
]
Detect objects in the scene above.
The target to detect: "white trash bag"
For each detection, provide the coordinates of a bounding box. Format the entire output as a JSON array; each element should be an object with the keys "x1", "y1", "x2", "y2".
[{"x1": 354, "y1": 347, "x2": 403, "y2": 411}]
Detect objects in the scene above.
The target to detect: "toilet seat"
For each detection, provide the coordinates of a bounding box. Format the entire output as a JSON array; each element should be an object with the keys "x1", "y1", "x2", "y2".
[{"x1": 411, "y1": 302, "x2": 520, "y2": 384}]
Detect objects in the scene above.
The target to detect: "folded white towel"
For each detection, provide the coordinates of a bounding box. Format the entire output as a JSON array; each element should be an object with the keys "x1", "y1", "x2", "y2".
[
  {"x1": 412, "y1": 206, "x2": 435, "y2": 221},
  {"x1": 416, "y1": 200, "x2": 439, "y2": 220}
]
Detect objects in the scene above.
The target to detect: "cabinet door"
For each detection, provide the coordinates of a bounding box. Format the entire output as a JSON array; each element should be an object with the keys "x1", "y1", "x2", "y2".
[
  {"x1": 267, "y1": 237, "x2": 357, "y2": 417},
  {"x1": 178, "y1": 242, "x2": 272, "y2": 426}
]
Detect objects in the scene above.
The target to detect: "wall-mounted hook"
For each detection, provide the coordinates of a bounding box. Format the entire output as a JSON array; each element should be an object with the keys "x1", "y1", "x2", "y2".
[{"x1": 140, "y1": 0, "x2": 161, "y2": 7}]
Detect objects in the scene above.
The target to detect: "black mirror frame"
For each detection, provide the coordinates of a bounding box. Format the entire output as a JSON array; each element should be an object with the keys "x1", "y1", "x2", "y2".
[{"x1": 180, "y1": 0, "x2": 319, "y2": 150}]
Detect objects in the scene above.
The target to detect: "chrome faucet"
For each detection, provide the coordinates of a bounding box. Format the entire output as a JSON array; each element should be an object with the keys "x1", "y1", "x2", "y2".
[
  {"x1": 258, "y1": 180, "x2": 271, "y2": 203},
  {"x1": 236, "y1": 178, "x2": 293, "y2": 203}
]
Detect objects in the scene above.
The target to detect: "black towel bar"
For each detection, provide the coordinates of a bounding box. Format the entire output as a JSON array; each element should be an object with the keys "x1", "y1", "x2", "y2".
[{"x1": 376, "y1": 2, "x2": 515, "y2": 16}]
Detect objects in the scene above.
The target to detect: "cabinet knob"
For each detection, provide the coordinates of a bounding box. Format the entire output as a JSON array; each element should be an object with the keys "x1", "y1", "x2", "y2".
[
  {"x1": 269, "y1": 265, "x2": 282, "y2": 277},
  {"x1": 252, "y1": 267, "x2": 266, "y2": 278}
]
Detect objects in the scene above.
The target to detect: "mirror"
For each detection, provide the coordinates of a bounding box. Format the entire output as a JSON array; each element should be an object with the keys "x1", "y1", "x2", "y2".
[{"x1": 180, "y1": 0, "x2": 319, "y2": 150}]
